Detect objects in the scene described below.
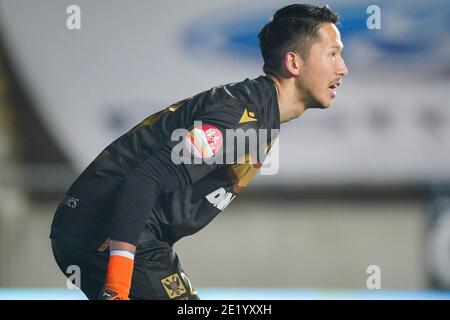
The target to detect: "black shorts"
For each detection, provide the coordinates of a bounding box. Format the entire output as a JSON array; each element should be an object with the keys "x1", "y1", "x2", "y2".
[{"x1": 51, "y1": 230, "x2": 199, "y2": 300}]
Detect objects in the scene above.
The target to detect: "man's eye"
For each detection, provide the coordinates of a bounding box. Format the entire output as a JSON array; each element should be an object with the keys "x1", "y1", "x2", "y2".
[{"x1": 331, "y1": 52, "x2": 337, "y2": 57}]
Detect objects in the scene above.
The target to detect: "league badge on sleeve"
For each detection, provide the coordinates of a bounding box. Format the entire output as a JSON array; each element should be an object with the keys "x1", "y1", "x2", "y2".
[{"x1": 185, "y1": 124, "x2": 223, "y2": 159}]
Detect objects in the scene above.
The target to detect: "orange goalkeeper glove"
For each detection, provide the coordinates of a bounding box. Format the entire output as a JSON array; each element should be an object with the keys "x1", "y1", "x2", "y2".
[{"x1": 99, "y1": 251, "x2": 134, "y2": 300}]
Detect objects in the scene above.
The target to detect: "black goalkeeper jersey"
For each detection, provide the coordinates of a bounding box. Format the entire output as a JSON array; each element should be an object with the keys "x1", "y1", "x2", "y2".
[{"x1": 50, "y1": 75, "x2": 280, "y2": 250}]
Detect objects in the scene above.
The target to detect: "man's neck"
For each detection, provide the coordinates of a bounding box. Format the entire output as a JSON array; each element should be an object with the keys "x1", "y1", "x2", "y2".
[{"x1": 267, "y1": 74, "x2": 307, "y2": 124}]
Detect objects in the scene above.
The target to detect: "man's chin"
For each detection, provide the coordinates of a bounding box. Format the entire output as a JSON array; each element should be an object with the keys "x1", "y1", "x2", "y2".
[
  {"x1": 319, "y1": 95, "x2": 335, "y2": 109},
  {"x1": 309, "y1": 99, "x2": 332, "y2": 109},
  {"x1": 305, "y1": 93, "x2": 333, "y2": 109},
  {"x1": 321, "y1": 101, "x2": 332, "y2": 109}
]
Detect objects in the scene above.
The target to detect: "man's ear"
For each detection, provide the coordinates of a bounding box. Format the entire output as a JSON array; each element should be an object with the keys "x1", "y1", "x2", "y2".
[{"x1": 283, "y1": 51, "x2": 303, "y2": 76}]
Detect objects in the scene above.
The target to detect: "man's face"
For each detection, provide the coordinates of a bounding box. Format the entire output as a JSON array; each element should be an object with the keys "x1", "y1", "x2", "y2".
[{"x1": 296, "y1": 23, "x2": 348, "y2": 109}]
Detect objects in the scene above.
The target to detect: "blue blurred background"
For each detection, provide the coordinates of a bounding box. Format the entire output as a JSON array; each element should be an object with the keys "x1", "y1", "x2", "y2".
[{"x1": 0, "y1": 0, "x2": 449, "y2": 299}]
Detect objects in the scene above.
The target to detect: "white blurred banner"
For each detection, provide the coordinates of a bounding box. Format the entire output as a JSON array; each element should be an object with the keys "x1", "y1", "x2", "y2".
[{"x1": 0, "y1": 0, "x2": 449, "y2": 185}]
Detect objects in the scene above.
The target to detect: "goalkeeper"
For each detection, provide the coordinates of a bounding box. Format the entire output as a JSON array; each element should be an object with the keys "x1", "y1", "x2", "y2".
[{"x1": 50, "y1": 3, "x2": 347, "y2": 300}]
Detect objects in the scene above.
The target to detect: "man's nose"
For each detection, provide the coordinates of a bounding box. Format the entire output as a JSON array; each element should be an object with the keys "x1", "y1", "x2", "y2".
[{"x1": 338, "y1": 57, "x2": 348, "y2": 76}]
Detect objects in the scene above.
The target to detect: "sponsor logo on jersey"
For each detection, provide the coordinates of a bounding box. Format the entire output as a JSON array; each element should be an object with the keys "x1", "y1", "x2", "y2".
[
  {"x1": 59, "y1": 194, "x2": 79, "y2": 209},
  {"x1": 161, "y1": 273, "x2": 187, "y2": 299},
  {"x1": 206, "y1": 187, "x2": 236, "y2": 211}
]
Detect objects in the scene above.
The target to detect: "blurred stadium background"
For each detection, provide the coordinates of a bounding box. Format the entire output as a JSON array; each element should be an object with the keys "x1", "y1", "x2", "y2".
[{"x1": 0, "y1": 0, "x2": 450, "y2": 299}]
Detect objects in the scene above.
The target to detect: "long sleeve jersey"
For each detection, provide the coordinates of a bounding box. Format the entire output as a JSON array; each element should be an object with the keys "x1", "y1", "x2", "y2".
[{"x1": 50, "y1": 75, "x2": 280, "y2": 250}]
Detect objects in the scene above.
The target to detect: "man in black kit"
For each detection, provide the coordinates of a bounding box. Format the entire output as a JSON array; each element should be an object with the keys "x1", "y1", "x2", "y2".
[{"x1": 50, "y1": 4, "x2": 348, "y2": 300}]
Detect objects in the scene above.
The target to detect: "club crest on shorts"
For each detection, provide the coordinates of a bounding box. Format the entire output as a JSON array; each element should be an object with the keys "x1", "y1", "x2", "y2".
[
  {"x1": 185, "y1": 124, "x2": 223, "y2": 159},
  {"x1": 161, "y1": 273, "x2": 187, "y2": 299}
]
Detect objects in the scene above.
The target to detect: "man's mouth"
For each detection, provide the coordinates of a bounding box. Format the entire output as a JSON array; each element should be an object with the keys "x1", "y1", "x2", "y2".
[{"x1": 328, "y1": 81, "x2": 341, "y2": 98}]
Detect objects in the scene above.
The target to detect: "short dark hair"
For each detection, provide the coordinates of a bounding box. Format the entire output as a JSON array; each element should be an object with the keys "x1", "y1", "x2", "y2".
[{"x1": 258, "y1": 4, "x2": 339, "y2": 75}]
